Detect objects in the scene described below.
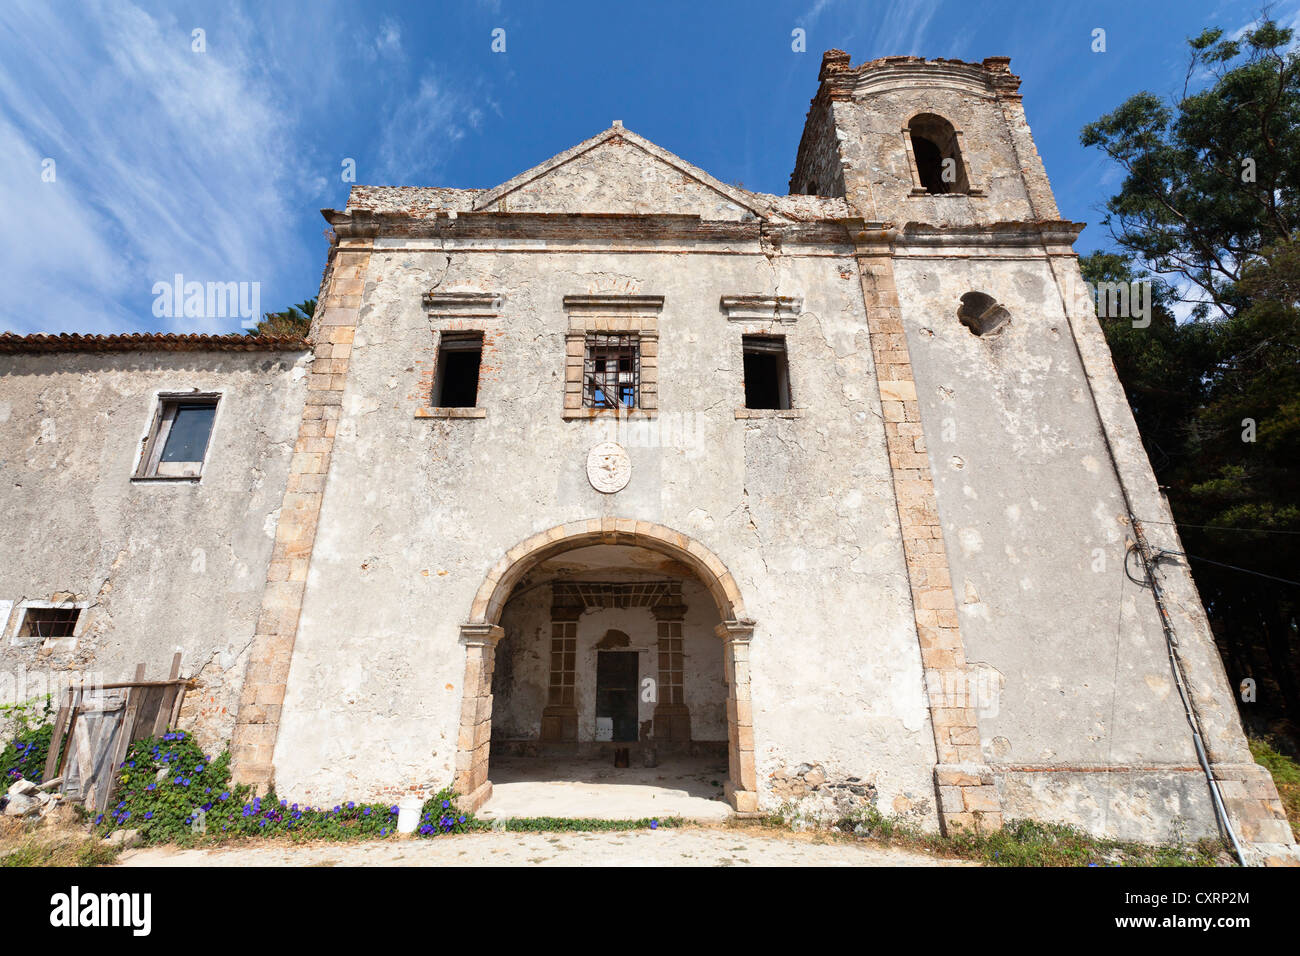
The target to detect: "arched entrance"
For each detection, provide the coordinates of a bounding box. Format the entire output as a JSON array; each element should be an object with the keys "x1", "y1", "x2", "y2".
[{"x1": 454, "y1": 519, "x2": 756, "y2": 814}]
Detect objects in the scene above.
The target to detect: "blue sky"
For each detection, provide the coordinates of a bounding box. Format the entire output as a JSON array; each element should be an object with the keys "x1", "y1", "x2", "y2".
[{"x1": 1, "y1": 0, "x2": 1295, "y2": 335}]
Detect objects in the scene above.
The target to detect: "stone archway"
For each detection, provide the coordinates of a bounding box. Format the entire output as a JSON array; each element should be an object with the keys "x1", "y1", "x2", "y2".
[{"x1": 454, "y1": 519, "x2": 756, "y2": 813}]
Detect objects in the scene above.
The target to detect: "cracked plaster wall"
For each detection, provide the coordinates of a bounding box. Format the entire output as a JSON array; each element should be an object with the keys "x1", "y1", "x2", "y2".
[
  {"x1": 270, "y1": 239, "x2": 940, "y2": 821},
  {"x1": 0, "y1": 350, "x2": 309, "y2": 752},
  {"x1": 893, "y1": 253, "x2": 1220, "y2": 837}
]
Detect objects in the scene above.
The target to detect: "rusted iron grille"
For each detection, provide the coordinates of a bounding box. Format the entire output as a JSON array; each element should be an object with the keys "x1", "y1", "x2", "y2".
[
  {"x1": 583, "y1": 333, "x2": 639, "y2": 408},
  {"x1": 18, "y1": 607, "x2": 80, "y2": 639}
]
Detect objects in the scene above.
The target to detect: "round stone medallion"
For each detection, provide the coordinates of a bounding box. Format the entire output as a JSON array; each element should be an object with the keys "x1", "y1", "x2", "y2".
[{"x1": 586, "y1": 441, "x2": 631, "y2": 494}]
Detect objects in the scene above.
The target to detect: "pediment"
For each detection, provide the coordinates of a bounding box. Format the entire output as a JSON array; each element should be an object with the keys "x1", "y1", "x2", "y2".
[{"x1": 473, "y1": 125, "x2": 773, "y2": 221}]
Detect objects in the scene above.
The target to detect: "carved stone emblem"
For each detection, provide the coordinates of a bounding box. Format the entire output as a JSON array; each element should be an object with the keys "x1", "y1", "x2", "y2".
[{"x1": 586, "y1": 441, "x2": 631, "y2": 494}]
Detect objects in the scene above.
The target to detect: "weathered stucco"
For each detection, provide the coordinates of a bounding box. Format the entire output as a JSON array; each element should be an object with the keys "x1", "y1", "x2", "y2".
[
  {"x1": 269, "y1": 228, "x2": 939, "y2": 819},
  {"x1": 0, "y1": 348, "x2": 309, "y2": 750}
]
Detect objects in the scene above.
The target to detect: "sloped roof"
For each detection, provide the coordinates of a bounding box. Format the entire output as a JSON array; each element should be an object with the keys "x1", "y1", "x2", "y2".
[{"x1": 0, "y1": 332, "x2": 308, "y2": 354}]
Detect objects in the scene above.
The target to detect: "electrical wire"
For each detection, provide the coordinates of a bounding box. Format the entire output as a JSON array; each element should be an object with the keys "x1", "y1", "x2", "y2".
[
  {"x1": 1160, "y1": 550, "x2": 1300, "y2": 588},
  {"x1": 1130, "y1": 538, "x2": 1247, "y2": 864},
  {"x1": 1136, "y1": 518, "x2": 1300, "y2": 536}
]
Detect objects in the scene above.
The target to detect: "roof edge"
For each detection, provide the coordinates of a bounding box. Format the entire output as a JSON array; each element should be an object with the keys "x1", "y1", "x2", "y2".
[{"x1": 0, "y1": 332, "x2": 310, "y2": 354}]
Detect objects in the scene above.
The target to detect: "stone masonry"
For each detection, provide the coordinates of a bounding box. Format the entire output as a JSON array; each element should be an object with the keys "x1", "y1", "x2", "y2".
[
  {"x1": 854, "y1": 229, "x2": 1000, "y2": 833},
  {"x1": 230, "y1": 245, "x2": 371, "y2": 786}
]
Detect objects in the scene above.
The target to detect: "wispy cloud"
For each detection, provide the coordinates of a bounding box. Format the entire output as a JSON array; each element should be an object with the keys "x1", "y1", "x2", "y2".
[
  {"x1": 0, "y1": 0, "x2": 310, "y2": 333},
  {"x1": 0, "y1": 0, "x2": 494, "y2": 334},
  {"x1": 376, "y1": 72, "x2": 489, "y2": 185}
]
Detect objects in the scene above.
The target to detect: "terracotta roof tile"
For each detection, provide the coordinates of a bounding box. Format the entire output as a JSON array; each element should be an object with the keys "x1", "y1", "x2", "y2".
[{"x1": 0, "y1": 332, "x2": 309, "y2": 354}]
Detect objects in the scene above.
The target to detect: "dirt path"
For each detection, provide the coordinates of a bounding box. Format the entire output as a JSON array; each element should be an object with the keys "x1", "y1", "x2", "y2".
[{"x1": 117, "y1": 826, "x2": 975, "y2": 867}]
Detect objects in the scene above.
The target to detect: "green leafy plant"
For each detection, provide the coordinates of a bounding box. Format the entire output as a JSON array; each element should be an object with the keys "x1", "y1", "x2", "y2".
[
  {"x1": 759, "y1": 801, "x2": 1226, "y2": 867},
  {"x1": 99, "y1": 731, "x2": 472, "y2": 845},
  {"x1": 0, "y1": 696, "x2": 54, "y2": 786},
  {"x1": 416, "y1": 788, "x2": 476, "y2": 836},
  {"x1": 486, "y1": 816, "x2": 681, "y2": 832}
]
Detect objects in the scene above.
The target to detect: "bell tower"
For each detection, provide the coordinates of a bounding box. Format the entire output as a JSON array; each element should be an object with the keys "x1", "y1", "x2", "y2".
[{"x1": 790, "y1": 51, "x2": 1060, "y2": 226}]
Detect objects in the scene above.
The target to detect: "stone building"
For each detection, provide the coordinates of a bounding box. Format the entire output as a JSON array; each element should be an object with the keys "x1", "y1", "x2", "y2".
[{"x1": 1, "y1": 51, "x2": 1293, "y2": 855}]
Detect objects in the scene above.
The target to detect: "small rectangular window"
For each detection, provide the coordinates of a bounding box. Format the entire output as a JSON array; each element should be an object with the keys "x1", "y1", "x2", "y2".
[
  {"x1": 18, "y1": 606, "x2": 80, "y2": 640},
  {"x1": 742, "y1": 335, "x2": 791, "y2": 410},
  {"x1": 583, "y1": 333, "x2": 639, "y2": 409},
  {"x1": 433, "y1": 332, "x2": 483, "y2": 408},
  {"x1": 136, "y1": 393, "x2": 219, "y2": 479}
]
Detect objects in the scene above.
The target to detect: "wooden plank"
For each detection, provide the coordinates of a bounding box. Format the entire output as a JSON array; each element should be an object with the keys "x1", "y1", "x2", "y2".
[
  {"x1": 55, "y1": 688, "x2": 82, "y2": 780},
  {"x1": 72, "y1": 714, "x2": 93, "y2": 804},
  {"x1": 64, "y1": 679, "x2": 189, "y2": 692},
  {"x1": 168, "y1": 682, "x2": 187, "y2": 731},
  {"x1": 150, "y1": 653, "x2": 183, "y2": 738},
  {"x1": 85, "y1": 705, "x2": 127, "y2": 812},
  {"x1": 42, "y1": 687, "x2": 73, "y2": 782},
  {"x1": 102, "y1": 665, "x2": 146, "y2": 810}
]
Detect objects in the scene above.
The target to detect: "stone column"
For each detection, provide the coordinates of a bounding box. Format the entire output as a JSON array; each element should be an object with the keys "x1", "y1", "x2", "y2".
[
  {"x1": 717, "y1": 620, "x2": 757, "y2": 813},
  {"x1": 455, "y1": 623, "x2": 502, "y2": 812},
  {"x1": 984, "y1": 57, "x2": 1061, "y2": 222}
]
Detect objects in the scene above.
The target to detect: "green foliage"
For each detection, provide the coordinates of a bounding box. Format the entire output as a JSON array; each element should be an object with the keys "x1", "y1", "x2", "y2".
[
  {"x1": 416, "y1": 788, "x2": 476, "y2": 836},
  {"x1": 246, "y1": 297, "x2": 314, "y2": 338},
  {"x1": 1251, "y1": 735, "x2": 1300, "y2": 784},
  {"x1": 0, "y1": 696, "x2": 54, "y2": 787},
  {"x1": 945, "y1": 819, "x2": 1223, "y2": 868},
  {"x1": 761, "y1": 802, "x2": 1225, "y2": 867},
  {"x1": 1080, "y1": 18, "x2": 1299, "y2": 317},
  {"x1": 99, "y1": 731, "x2": 468, "y2": 845},
  {"x1": 1252, "y1": 735, "x2": 1300, "y2": 839},
  {"x1": 486, "y1": 816, "x2": 682, "y2": 832}
]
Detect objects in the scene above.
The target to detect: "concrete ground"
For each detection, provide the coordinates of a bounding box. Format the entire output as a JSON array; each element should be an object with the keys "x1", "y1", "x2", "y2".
[
  {"x1": 478, "y1": 754, "x2": 732, "y2": 821},
  {"x1": 117, "y1": 826, "x2": 974, "y2": 867}
]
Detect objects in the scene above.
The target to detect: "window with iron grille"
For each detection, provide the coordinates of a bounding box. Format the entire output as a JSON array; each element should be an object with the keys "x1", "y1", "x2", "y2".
[
  {"x1": 548, "y1": 622, "x2": 577, "y2": 706},
  {"x1": 17, "y1": 606, "x2": 80, "y2": 640},
  {"x1": 657, "y1": 621, "x2": 684, "y2": 706},
  {"x1": 583, "y1": 333, "x2": 640, "y2": 409}
]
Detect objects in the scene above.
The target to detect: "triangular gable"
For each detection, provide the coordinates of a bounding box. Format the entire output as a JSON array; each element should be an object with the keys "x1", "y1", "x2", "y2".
[{"x1": 473, "y1": 124, "x2": 778, "y2": 221}]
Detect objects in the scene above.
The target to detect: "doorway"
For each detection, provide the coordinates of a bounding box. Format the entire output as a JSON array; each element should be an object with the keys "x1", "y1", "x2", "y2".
[{"x1": 595, "y1": 650, "x2": 639, "y2": 743}]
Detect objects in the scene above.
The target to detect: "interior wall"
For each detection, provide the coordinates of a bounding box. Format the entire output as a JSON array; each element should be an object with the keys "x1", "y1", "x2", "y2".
[{"x1": 494, "y1": 575, "x2": 726, "y2": 742}]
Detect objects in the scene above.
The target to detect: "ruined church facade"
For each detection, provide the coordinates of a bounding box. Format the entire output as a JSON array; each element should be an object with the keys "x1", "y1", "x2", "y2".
[{"x1": 1, "y1": 52, "x2": 1292, "y2": 852}]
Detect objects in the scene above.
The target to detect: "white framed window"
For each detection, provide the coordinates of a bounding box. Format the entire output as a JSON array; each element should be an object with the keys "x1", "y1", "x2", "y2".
[
  {"x1": 134, "y1": 392, "x2": 220, "y2": 480},
  {"x1": 8, "y1": 599, "x2": 90, "y2": 648}
]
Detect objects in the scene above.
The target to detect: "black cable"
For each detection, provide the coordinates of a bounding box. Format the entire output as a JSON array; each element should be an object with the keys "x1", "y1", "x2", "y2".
[
  {"x1": 1156, "y1": 549, "x2": 1300, "y2": 588},
  {"x1": 1138, "y1": 518, "x2": 1300, "y2": 536}
]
